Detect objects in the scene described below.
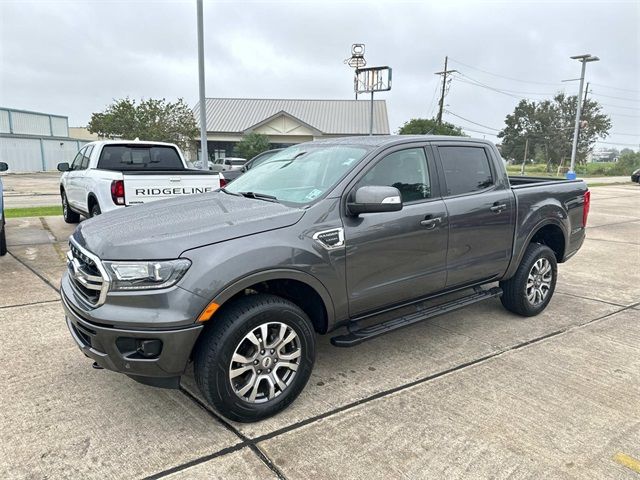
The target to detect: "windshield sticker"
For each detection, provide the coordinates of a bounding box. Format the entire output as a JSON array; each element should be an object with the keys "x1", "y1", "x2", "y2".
[{"x1": 305, "y1": 189, "x2": 323, "y2": 201}]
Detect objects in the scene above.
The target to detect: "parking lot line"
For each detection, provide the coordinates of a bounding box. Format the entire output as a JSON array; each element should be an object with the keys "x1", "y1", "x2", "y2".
[{"x1": 613, "y1": 452, "x2": 640, "y2": 474}]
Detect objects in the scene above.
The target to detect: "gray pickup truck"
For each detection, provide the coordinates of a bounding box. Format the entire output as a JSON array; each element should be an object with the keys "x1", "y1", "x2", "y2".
[{"x1": 61, "y1": 136, "x2": 589, "y2": 422}]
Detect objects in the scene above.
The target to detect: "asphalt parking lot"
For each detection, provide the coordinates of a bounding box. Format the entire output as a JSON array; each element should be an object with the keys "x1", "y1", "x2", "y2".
[{"x1": 1, "y1": 184, "x2": 639, "y2": 479}]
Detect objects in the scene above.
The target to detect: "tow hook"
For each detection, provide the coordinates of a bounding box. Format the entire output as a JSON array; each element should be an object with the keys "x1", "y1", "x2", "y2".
[{"x1": 92, "y1": 362, "x2": 104, "y2": 370}]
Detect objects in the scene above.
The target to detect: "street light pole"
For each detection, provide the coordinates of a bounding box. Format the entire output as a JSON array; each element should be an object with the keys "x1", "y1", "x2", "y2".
[
  {"x1": 196, "y1": 0, "x2": 208, "y2": 169},
  {"x1": 568, "y1": 54, "x2": 599, "y2": 179}
]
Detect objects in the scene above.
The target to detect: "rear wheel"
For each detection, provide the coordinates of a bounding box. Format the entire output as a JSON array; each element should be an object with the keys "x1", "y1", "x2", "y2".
[
  {"x1": 61, "y1": 191, "x2": 80, "y2": 223},
  {"x1": 90, "y1": 202, "x2": 101, "y2": 218},
  {"x1": 500, "y1": 243, "x2": 557, "y2": 316},
  {"x1": 194, "y1": 294, "x2": 316, "y2": 422}
]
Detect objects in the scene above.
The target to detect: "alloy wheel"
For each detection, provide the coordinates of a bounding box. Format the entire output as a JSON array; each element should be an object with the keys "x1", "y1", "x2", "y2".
[{"x1": 229, "y1": 322, "x2": 301, "y2": 404}]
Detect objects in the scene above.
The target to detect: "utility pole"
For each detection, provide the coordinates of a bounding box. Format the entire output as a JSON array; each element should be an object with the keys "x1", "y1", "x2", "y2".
[
  {"x1": 520, "y1": 137, "x2": 529, "y2": 175},
  {"x1": 196, "y1": 0, "x2": 208, "y2": 169},
  {"x1": 568, "y1": 54, "x2": 599, "y2": 179},
  {"x1": 435, "y1": 56, "x2": 458, "y2": 124}
]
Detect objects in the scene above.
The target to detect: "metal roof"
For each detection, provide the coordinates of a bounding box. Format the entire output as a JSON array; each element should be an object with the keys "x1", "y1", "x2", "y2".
[{"x1": 194, "y1": 98, "x2": 390, "y2": 135}]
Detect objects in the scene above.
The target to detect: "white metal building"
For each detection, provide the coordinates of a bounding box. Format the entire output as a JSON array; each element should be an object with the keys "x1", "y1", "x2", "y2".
[
  {"x1": 0, "y1": 108, "x2": 89, "y2": 172},
  {"x1": 192, "y1": 98, "x2": 390, "y2": 160}
]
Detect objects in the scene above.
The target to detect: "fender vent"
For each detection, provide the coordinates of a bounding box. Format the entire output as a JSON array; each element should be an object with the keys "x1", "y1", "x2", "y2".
[{"x1": 313, "y1": 228, "x2": 345, "y2": 250}]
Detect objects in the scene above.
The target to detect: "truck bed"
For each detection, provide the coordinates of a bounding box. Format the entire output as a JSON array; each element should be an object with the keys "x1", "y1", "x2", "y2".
[{"x1": 508, "y1": 175, "x2": 581, "y2": 188}]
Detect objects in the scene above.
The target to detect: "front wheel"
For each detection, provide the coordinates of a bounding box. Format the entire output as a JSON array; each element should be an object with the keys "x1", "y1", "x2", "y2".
[
  {"x1": 194, "y1": 294, "x2": 316, "y2": 422},
  {"x1": 500, "y1": 243, "x2": 557, "y2": 316},
  {"x1": 0, "y1": 217, "x2": 7, "y2": 256},
  {"x1": 61, "y1": 191, "x2": 80, "y2": 223}
]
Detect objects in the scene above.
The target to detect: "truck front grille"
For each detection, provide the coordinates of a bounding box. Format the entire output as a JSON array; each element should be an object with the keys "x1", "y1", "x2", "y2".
[{"x1": 67, "y1": 240, "x2": 110, "y2": 307}]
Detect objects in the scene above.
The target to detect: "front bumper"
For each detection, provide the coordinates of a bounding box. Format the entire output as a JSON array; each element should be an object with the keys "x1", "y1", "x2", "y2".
[{"x1": 62, "y1": 289, "x2": 203, "y2": 388}]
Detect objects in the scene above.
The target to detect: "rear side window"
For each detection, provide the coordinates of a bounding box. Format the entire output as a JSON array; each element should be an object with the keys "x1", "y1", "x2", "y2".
[
  {"x1": 357, "y1": 148, "x2": 431, "y2": 202},
  {"x1": 438, "y1": 146, "x2": 493, "y2": 196},
  {"x1": 97, "y1": 145, "x2": 183, "y2": 171}
]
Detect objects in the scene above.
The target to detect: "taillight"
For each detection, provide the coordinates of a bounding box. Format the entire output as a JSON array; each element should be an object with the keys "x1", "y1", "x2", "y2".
[
  {"x1": 219, "y1": 175, "x2": 228, "y2": 188},
  {"x1": 582, "y1": 190, "x2": 591, "y2": 227},
  {"x1": 111, "y1": 180, "x2": 125, "y2": 205}
]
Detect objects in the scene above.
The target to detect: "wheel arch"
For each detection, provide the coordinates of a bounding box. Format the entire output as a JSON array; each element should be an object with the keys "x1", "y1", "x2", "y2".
[
  {"x1": 504, "y1": 219, "x2": 568, "y2": 280},
  {"x1": 207, "y1": 269, "x2": 336, "y2": 334}
]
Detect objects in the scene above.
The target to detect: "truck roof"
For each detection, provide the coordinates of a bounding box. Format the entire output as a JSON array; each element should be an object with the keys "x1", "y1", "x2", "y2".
[
  {"x1": 82, "y1": 140, "x2": 180, "y2": 148},
  {"x1": 308, "y1": 135, "x2": 496, "y2": 148}
]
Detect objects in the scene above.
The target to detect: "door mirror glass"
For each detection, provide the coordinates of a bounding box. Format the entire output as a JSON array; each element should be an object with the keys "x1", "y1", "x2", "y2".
[
  {"x1": 0, "y1": 162, "x2": 8, "y2": 172},
  {"x1": 347, "y1": 185, "x2": 403, "y2": 216},
  {"x1": 57, "y1": 162, "x2": 70, "y2": 172}
]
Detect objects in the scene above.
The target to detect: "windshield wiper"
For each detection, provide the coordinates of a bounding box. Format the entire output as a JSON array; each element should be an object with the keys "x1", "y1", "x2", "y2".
[
  {"x1": 219, "y1": 187, "x2": 241, "y2": 196},
  {"x1": 238, "y1": 191, "x2": 279, "y2": 203}
]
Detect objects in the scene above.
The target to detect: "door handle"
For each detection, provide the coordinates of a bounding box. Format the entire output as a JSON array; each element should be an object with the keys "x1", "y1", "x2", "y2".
[
  {"x1": 420, "y1": 216, "x2": 442, "y2": 229},
  {"x1": 490, "y1": 203, "x2": 507, "y2": 213}
]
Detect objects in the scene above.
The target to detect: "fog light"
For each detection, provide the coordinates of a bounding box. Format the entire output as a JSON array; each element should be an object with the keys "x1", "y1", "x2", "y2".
[{"x1": 136, "y1": 339, "x2": 163, "y2": 358}]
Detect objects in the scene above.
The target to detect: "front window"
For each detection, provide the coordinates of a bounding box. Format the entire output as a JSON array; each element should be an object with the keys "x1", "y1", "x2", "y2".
[{"x1": 226, "y1": 144, "x2": 371, "y2": 206}]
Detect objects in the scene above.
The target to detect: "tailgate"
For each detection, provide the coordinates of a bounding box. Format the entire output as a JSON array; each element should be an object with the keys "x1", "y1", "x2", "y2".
[{"x1": 123, "y1": 173, "x2": 220, "y2": 205}]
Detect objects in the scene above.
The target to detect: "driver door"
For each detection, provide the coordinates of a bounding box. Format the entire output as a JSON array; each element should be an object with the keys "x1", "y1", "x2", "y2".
[
  {"x1": 66, "y1": 147, "x2": 86, "y2": 208},
  {"x1": 343, "y1": 145, "x2": 448, "y2": 316}
]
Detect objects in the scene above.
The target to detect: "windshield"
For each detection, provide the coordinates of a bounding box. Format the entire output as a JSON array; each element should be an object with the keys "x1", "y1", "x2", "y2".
[{"x1": 226, "y1": 144, "x2": 370, "y2": 205}]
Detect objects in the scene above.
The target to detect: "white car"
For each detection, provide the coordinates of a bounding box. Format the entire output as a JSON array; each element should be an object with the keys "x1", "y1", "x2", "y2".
[
  {"x1": 58, "y1": 140, "x2": 221, "y2": 222},
  {"x1": 211, "y1": 157, "x2": 247, "y2": 173}
]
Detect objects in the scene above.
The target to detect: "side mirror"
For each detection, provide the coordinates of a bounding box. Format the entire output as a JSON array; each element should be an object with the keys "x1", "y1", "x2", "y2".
[
  {"x1": 57, "y1": 162, "x2": 70, "y2": 172},
  {"x1": 0, "y1": 162, "x2": 8, "y2": 172},
  {"x1": 347, "y1": 185, "x2": 403, "y2": 216}
]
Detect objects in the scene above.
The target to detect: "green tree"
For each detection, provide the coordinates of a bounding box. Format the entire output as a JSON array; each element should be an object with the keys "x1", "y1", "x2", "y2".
[
  {"x1": 88, "y1": 98, "x2": 198, "y2": 151},
  {"x1": 498, "y1": 94, "x2": 611, "y2": 169},
  {"x1": 234, "y1": 132, "x2": 271, "y2": 159},
  {"x1": 398, "y1": 118, "x2": 465, "y2": 136}
]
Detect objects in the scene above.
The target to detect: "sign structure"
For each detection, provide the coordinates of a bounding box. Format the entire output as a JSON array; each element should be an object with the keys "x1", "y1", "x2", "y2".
[
  {"x1": 344, "y1": 43, "x2": 367, "y2": 68},
  {"x1": 355, "y1": 66, "x2": 392, "y2": 94}
]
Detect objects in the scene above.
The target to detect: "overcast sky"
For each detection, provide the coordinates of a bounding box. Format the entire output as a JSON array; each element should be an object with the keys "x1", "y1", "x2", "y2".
[{"x1": 1, "y1": 0, "x2": 638, "y2": 150}]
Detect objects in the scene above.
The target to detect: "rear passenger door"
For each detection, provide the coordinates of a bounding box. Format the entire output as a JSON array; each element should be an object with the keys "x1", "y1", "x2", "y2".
[{"x1": 434, "y1": 142, "x2": 515, "y2": 287}]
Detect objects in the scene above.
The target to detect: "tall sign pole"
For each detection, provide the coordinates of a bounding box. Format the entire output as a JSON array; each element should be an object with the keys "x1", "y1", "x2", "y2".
[
  {"x1": 196, "y1": 0, "x2": 208, "y2": 168},
  {"x1": 568, "y1": 54, "x2": 599, "y2": 179}
]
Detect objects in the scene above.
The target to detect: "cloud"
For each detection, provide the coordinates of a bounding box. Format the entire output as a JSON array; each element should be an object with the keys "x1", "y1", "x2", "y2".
[{"x1": 1, "y1": 0, "x2": 638, "y2": 148}]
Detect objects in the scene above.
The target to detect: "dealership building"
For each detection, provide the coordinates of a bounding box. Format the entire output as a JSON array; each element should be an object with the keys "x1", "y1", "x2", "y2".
[
  {"x1": 193, "y1": 98, "x2": 390, "y2": 160},
  {"x1": 0, "y1": 107, "x2": 90, "y2": 172}
]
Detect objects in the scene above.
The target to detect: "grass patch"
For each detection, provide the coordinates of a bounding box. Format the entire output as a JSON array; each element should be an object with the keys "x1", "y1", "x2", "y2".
[{"x1": 4, "y1": 206, "x2": 62, "y2": 218}]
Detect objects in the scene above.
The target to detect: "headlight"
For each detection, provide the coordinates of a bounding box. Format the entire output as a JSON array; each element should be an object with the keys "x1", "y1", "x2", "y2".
[{"x1": 103, "y1": 259, "x2": 191, "y2": 291}]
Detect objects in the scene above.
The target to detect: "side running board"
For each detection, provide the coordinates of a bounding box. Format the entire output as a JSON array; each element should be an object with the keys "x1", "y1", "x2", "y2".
[{"x1": 331, "y1": 287, "x2": 503, "y2": 347}]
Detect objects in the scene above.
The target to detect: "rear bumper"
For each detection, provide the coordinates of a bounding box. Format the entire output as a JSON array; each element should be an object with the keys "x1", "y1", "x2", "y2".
[{"x1": 62, "y1": 290, "x2": 203, "y2": 388}]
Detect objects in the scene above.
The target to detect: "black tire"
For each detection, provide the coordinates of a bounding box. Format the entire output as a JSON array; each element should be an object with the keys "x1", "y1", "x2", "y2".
[
  {"x1": 194, "y1": 294, "x2": 316, "y2": 422},
  {"x1": 500, "y1": 243, "x2": 557, "y2": 316},
  {"x1": 61, "y1": 191, "x2": 80, "y2": 224},
  {"x1": 90, "y1": 202, "x2": 101, "y2": 218},
  {"x1": 0, "y1": 217, "x2": 7, "y2": 256}
]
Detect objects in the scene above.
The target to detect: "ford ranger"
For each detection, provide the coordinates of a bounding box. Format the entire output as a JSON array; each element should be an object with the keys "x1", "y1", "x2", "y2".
[
  {"x1": 61, "y1": 136, "x2": 589, "y2": 422},
  {"x1": 57, "y1": 140, "x2": 220, "y2": 221}
]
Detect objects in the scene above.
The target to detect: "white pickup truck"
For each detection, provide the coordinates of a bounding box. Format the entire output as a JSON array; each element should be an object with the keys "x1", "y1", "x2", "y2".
[{"x1": 58, "y1": 140, "x2": 220, "y2": 222}]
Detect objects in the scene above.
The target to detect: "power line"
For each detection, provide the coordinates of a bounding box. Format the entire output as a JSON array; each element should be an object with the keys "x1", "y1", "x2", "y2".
[
  {"x1": 452, "y1": 74, "x2": 524, "y2": 100},
  {"x1": 444, "y1": 110, "x2": 500, "y2": 131},
  {"x1": 598, "y1": 102, "x2": 640, "y2": 111},
  {"x1": 590, "y1": 83, "x2": 640, "y2": 94},
  {"x1": 447, "y1": 57, "x2": 562, "y2": 87},
  {"x1": 595, "y1": 140, "x2": 640, "y2": 147},
  {"x1": 591, "y1": 91, "x2": 640, "y2": 102}
]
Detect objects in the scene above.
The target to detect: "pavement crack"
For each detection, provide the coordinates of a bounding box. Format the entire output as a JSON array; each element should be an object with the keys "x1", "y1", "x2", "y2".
[
  {"x1": 0, "y1": 299, "x2": 60, "y2": 310},
  {"x1": 7, "y1": 251, "x2": 59, "y2": 293}
]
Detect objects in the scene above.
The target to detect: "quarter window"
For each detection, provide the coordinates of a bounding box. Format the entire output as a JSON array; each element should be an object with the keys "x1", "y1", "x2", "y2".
[
  {"x1": 438, "y1": 146, "x2": 494, "y2": 196},
  {"x1": 357, "y1": 148, "x2": 431, "y2": 202}
]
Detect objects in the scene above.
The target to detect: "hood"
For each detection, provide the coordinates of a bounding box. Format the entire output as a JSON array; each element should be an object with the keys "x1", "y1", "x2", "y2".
[{"x1": 73, "y1": 192, "x2": 304, "y2": 259}]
